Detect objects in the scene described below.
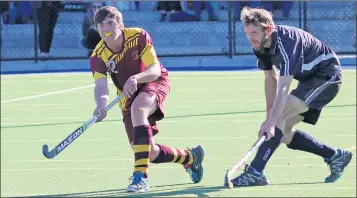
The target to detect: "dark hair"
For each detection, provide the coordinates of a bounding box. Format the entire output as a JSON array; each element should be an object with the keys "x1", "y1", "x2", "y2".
[{"x1": 94, "y1": 6, "x2": 123, "y2": 25}]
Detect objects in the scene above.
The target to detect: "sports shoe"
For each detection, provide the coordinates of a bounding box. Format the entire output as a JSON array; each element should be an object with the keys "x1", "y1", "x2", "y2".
[
  {"x1": 127, "y1": 172, "x2": 149, "y2": 192},
  {"x1": 184, "y1": 145, "x2": 204, "y2": 183},
  {"x1": 227, "y1": 164, "x2": 269, "y2": 187},
  {"x1": 324, "y1": 148, "x2": 353, "y2": 183}
]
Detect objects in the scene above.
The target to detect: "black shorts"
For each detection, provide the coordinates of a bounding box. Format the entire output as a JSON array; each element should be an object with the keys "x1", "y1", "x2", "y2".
[{"x1": 291, "y1": 72, "x2": 342, "y2": 125}]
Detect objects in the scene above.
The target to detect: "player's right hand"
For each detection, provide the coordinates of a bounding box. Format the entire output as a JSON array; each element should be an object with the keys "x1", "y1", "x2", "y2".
[{"x1": 93, "y1": 106, "x2": 107, "y2": 122}]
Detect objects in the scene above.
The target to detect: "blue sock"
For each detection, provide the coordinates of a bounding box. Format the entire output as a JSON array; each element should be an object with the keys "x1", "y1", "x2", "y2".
[
  {"x1": 287, "y1": 129, "x2": 336, "y2": 159},
  {"x1": 250, "y1": 127, "x2": 284, "y2": 173}
]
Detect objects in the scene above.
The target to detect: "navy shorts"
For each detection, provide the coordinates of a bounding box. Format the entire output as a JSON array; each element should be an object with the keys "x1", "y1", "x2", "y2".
[{"x1": 291, "y1": 72, "x2": 342, "y2": 125}]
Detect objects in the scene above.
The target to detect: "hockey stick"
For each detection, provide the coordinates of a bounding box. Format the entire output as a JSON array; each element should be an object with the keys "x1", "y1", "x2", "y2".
[
  {"x1": 42, "y1": 93, "x2": 125, "y2": 159},
  {"x1": 224, "y1": 133, "x2": 267, "y2": 189}
]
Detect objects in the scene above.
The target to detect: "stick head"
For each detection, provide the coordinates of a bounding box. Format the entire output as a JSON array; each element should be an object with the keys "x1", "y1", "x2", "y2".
[
  {"x1": 224, "y1": 169, "x2": 234, "y2": 189},
  {"x1": 42, "y1": 144, "x2": 55, "y2": 159}
]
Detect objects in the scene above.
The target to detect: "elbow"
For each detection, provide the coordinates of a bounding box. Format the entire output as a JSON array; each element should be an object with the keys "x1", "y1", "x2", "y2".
[{"x1": 152, "y1": 65, "x2": 161, "y2": 80}]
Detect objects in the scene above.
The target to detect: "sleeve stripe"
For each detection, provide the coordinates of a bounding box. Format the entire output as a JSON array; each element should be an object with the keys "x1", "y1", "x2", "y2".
[
  {"x1": 140, "y1": 45, "x2": 149, "y2": 57},
  {"x1": 256, "y1": 59, "x2": 259, "y2": 68},
  {"x1": 277, "y1": 37, "x2": 290, "y2": 76},
  {"x1": 93, "y1": 71, "x2": 107, "y2": 81}
]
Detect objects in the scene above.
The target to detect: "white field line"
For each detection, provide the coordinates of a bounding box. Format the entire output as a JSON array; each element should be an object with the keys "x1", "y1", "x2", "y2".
[
  {"x1": 5, "y1": 146, "x2": 355, "y2": 162},
  {"x1": 1, "y1": 84, "x2": 95, "y2": 104},
  {"x1": 1, "y1": 185, "x2": 356, "y2": 198},
  {"x1": 1, "y1": 117, "x2": 355, "y2": 126},
  {"x1": 1, "y1": 69, "x2": 354, "y2": 77},
  {"x1": 2, "y1": 71, "x2": 355, "y2": 104},
  {"x1": 1, "y1": 111, "x2": 355, "y2": 119},
  {"x1": 1, "y1": 135, "x2": 355, "y2": 143},
  {"x1": 1, "y1": 115, "x2": 355, "y2": 122},
  {"x1": 1, "y1": 163, "x2": 356, "y2": 171},
  {"x1": 2, "y1": 186, "x2": 355, "y2": 198},
  {"x1": 0, "y1": 136, "x2": 251, "y2": 143},
  {"x1": 347, "y1": 146, "x2": 356, "y2": 151},
  {"x1": 1, "y1": 76, "x2": 264, "y2": 83},
  {"x1": 2, "y1": 97, "x2": 356, "y2": 107}
]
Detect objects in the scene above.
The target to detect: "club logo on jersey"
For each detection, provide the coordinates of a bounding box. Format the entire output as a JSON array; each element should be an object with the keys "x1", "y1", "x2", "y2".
[
  {"x1": 106, "y1": 60, "x2": 118, "y2": 75},
  {"x1": 132, "y1": 50, "x2": 140, "y2": 61}
]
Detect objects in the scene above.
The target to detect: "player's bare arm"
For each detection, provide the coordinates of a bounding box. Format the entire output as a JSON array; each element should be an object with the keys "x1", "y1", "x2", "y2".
[
  {"x1": 260, "y1": 75, "x2": 293, "y2": 139},
  {"x1": 263, "y1": 67, "x2": 278, "y2": 118},
  {"x1": 123, "y1": 63, "x2": 161, "y2": 98},
  {"x1": 94, "y1": 77, "x2": 109, "y2": 121}
]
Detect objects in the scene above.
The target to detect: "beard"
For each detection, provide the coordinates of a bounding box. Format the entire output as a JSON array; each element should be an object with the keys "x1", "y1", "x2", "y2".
[{"x1": 253, "y1": 35, "x2": 268, "y2": 52}]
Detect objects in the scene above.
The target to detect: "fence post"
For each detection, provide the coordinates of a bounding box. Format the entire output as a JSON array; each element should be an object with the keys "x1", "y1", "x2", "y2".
[
  {"x1": 303, "y1": 0, "x2": 307, "y2": 31},
  {"x1": 228, "y1": 1, "x2": 234, "y2": 59},
  {"x1": 298, "y1": 0, "x2": 302, "y2": 29},
  {"x1": 33, "y1": 5, "x2": 38, "y2": 63}
]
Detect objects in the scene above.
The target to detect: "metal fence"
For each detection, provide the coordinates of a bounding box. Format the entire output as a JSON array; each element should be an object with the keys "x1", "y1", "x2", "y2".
[{"x1": 1, "y1": 1, "x2": 356, "y2": 62}]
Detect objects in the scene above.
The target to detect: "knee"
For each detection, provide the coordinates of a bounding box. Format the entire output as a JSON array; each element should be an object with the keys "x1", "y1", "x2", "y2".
[
  {"x1": 131, "y1": 105, "x2": 149, "y2": 118},
  {"x1": 282, "y1": 129, "x2": 295, "y2": 144}
]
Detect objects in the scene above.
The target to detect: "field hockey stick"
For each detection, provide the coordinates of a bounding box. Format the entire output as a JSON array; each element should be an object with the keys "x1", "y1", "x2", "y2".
[
  {"x1": 42, "y1": 93, "x2": 125, "y2": 159},
  {"x1": 225, "y1": 133, "x2": 267, "y2": 189}
]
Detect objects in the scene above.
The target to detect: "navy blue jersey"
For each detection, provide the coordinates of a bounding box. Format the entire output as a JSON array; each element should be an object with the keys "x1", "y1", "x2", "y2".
[{"x1": 254, "y1": 25, "x2": 341, "y2": 81}]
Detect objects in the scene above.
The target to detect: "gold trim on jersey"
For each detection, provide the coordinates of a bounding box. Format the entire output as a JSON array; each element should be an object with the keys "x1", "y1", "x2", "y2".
[
  {"x1": 116, "y1": 89, "x2": 128, "y2": 110},
  {"x1": 114, "y1": 34, "x2": 141, "y2": 64},
  {"x1": 93, "y1": 71, "x2": 106, "y2": 81}
]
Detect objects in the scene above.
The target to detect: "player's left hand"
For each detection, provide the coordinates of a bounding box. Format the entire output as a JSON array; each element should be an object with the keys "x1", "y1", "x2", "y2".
[
  {"x1": 123, "y1": 76, "x2": 138, "y2": 98},
  {"x1": 259, "y1": 121, "x2": 275, "y2": 141}
]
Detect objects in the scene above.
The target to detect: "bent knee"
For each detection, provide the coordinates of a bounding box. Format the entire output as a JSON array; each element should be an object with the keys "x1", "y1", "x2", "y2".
[{"x1": 282, "y1": 129, "x2": 295, "y2": 144}]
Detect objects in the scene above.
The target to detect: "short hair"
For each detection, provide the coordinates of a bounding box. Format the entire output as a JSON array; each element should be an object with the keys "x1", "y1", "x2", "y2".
[
  {"x1": 94, "y1": 6, "x2": 123, "y2": 25},
  {"x1": 240, "y1": 7, "x2": 275, "y2": 29}
]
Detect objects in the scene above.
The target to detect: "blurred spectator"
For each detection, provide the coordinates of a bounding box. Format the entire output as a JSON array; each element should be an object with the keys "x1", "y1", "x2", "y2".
[
  {"x1": 19, "y1": 1, "x2": 33, "y2": 24},
  {"x1": 159, "y1": 1, "x2": 197, "y2": 22},
  {"x1": 0, "y1": 1, "x2": 9, "y2": 24},
  {"x1": 32, "y1": 1, "x2": 60, "y2": 58},
  {"x1": 156, "y1": 1, "x2": 182, "y2": 22},
  {"x1": 105, "y1": 1, "x2": 139, "y2": 11},
  {"x1": 191, "y1": 1, "x2": 218, "y2": 21},
  {"x1": 233, "y1": 1, "x2": 261, "y2": 20},
  {"x1": 263, "y1": 1, "x2": 293, "y2": 19},
  {"x1": 8, "y1": 1, "x2": 19, "y2": 24},
  {"x1": 81, "y1": 1, "x2": 103, "y2": 56}
]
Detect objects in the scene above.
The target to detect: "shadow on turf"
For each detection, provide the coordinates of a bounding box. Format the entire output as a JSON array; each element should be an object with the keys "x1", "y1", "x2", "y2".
[
  {"x1": 28, "y1": 181, "x2": 329, "y2": 197},
  {"x1": 29, "y1": 184, "x2": 226, "y2": 197},
  {"x1": 2, "y1": 104, "x2": 355, "y2": 129}
]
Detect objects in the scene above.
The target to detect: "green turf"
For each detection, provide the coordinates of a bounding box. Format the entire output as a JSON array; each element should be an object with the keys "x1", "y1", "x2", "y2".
[{"x1": 1, "y1": 71, "x2": 356, "y2": 197}]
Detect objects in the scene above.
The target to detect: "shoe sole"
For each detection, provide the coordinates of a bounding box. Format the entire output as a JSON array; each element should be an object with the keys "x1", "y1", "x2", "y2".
[
  {"x1": 325, "y1": 151, "x2": 353, "y2": 183},
  {"x1": 126, "y1": 187, "x2": 149, "y2": 193}
]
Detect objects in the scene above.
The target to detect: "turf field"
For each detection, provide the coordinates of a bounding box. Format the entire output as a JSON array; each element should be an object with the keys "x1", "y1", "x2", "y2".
[{"x1": 1, "y1": 70, "x2": 356, "y2": 197}]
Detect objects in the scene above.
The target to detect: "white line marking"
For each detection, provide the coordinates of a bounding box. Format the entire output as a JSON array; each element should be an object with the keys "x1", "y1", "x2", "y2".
[
  {"x1": 347, "y1": 146, "x2": 356, "y2": 151},
  {"x1": 1, "y1": 116, "x2": 355, "y2": 124},
  {"x1": 2, "y1": 97, "x2": 356, "y2": 106},
  {"x1": 2, "y1": 112, "x2": 355, "y2": 120},
  {"x1": 0, "y1": 84, "x2": 95, "y2": 104},
  {"x1": 1, "y1": 186, "x2": 354, "y2": 197},
  {"x1": 4, "y1": 150, "x2": 356, "y2": 162},
  {"x1": 1, "y1": 134, "x2": 355, "y2": 143},
  {"x1": 1, "y1": 164, "x2": 355, "y2": 171},
  {"x1": 0, "y1": 136, "x2": 251, "y2": 143}
]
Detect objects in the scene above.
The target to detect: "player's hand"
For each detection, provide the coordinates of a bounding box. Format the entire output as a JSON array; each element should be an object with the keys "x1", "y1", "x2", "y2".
[
  {"x1": 123, "y1": 76, "x2": 138, "y2": 98},
  {"x1": 93, "y1": 106, "x2": 107, "y2": 122},
  {"x1": 259, "y1": 121, "x2": 275, "y2": 141}
]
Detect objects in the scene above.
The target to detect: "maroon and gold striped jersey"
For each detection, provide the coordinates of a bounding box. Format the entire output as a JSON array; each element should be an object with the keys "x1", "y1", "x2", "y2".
[{"x1": 90, "y1": 28, "x2": 168, "y2": 109}]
